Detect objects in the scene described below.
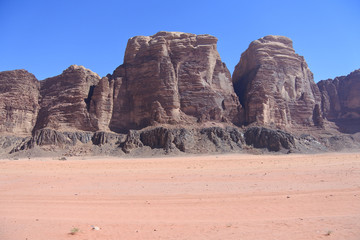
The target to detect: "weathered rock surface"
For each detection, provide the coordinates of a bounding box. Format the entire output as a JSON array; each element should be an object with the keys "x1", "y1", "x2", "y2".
[
  {"x1": 121, "y1": 130, "x2": 144, "y2": 154},
  {"x1": 92, "y1": 131, "x2": 125, "y2": 146},
  {"x1": 318, "y1": 69, "x2": 360, "y2": 133},
  {"x1": 0, "y1": 33, "x2": 359, "y2": 157},
  {"x1": 0, "y1": 135, "x2": 26, "y2": 154},
  {"x1": 0, "y1": 70, "x2": 40, "y2": 135},
  {"x1": 244, "y1": 127, "x2": 295, "y2": 152},
  {"x1": 9, "y1": 126, "x2": 246, "y2": 155},
  {"x1": 5, "y1": 124, "x2": 360, "y2": 157},
  {"x1": 34, "y1": 65, "x2": 101, "y2": 132},
  {"x1": 109, "y1": 31, "x2": 242, "y2": 132},
  {"x1": 232, "y1": 35, "x2": 322, "y2": 129},
  {"x1": 89, "y1": 77, "x2": 114, "y2": 131},
  {"x1": 137, "y1": 126, "x2": 244, "y2": 153},
  {"x1": 10, "y1": 128, "x2": 94, "y2": 153}
]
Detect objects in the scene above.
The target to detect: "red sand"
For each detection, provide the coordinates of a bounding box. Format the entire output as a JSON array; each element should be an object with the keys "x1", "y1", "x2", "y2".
[{"x1": 1, "y1": 153, "x2": 360, "y2": 240}]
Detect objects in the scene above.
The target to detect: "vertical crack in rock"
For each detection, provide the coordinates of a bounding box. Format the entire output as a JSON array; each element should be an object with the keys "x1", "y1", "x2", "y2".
[{"x1": 84, "y1": 85, "x2": 96, "y2": 112}]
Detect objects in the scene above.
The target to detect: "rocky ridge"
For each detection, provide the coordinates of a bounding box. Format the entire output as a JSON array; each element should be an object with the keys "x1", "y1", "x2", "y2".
[{"x1": 0, "y1": 32, "x2": 359, "y2": 157}]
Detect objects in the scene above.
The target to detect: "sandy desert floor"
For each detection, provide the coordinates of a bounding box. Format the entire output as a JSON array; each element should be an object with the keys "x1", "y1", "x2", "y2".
[{"x1": 0, "y1": 153, "x2": 360, "y2": 240}]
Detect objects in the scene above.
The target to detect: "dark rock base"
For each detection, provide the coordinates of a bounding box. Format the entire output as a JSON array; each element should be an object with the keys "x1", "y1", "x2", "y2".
[{"x1": 1, "y1": 126, "x2": 359, "y2": 158}]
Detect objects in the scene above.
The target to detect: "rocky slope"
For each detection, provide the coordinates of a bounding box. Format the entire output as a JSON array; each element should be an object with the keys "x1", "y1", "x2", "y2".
[
  {"x1": 232, "y1": 35, "x2": 322, "y2": 129},
  {"x1": 318, "y1": 69, "x2": 360, "y2": 133},
  {"x1": 9, "y1": 125, "x2": 300, "y2": 156},
  {"x1": 109, "y1": 31, "x2": 242, "y2": 132},
  {"x1": 0, "y1": 70, "x2": 40, "y2": 135}
]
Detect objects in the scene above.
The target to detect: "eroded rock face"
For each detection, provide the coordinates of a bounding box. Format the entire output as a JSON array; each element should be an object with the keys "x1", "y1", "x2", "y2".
[
  {"x1": 10, "y1": 128, "x2": 95, "y2": 153},
  {"x1": 2, "y1": 33, "x2": 359, "y2": 157},
  {"x1": 0, "y1": 70, "x2": 40, "y2": 135},
  {"x1": 318, "y1": 69, "x2": 360, "y2": 120},
  {"x1": 34, "y1": 65, "x2": 101, "y2": 132},
  {"x1": 232, "y1": 35, "x2": 322, "y2": 128},
  {"x1": 125, "y1": 126, "x2": 245, "y2": 153},
  {"x1": 110, "y1": 31, "x2": 242, "y2": 132},
  {"x1": 244, "y1": 127, "x2": 295, "y2": 152},
  {"x1": 89, "y1": 77, "x2": 114, "y2": 131},
  {"x1": 318, "y1": 69, "x2": 360, "y2": 133}
]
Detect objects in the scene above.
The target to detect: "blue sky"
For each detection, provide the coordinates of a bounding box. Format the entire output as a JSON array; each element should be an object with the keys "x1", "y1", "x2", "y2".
[{"x1": 0, "y1": 0, "x2": 359, "y2": 82}]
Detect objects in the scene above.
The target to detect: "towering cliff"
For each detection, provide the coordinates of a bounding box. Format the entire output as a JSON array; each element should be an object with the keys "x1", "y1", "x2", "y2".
[
  {"x1": 232, "y1": 35, "x2": 322, "y2": 129},
  {"x1": 318, "y1": 69, "x2": 360, "y2": 133},
  {"x1": 0, "y1": 32, "x2": 359, "y2": 156},
  {"x1": 109, "y1": 31, "x2": 242, "y2": 132},
  {"x1": 0, "y1": 70, "x2": 40, "y2": 135},
  {"x1": 34, "y1": 65, "x2": 101, "y2": 132}
]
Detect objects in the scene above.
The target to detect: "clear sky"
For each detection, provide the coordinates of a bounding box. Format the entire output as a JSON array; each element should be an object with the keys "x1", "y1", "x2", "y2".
[{"x1": 0, "y1": 0, "x2": 359, "y2": 82}]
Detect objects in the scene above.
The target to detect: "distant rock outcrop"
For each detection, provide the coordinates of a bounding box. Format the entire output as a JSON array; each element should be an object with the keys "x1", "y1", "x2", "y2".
[
  {"x1": 318, "y1": 69, "x2": 360, "y2": 133},
  {"x1": 0, "y1": 70, "x2": 40, "y2": 135},
  {"x1": 34, "y1": 65, "x2": 101, "y2": 132},
  {"x1": 109, "y1": 31, "x2": 242, "y2": 132},
  {"x1": 232, "y1": 35, "x2": 322, "y2": 129}
]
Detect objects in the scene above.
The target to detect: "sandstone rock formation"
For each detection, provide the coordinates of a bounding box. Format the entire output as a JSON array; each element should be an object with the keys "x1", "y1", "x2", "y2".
[
  {"x1": 89, "y1": 77, "x2": 114, "y2": 131},
  {"x1": 0, "y1": 70, "x2": 40, "y2": 135},
  {"x1": 232, "y1": 35, "x2": 322, "y2": 129},
  {"x1": 0, "y1": 32, "x2": 359, "y2": 156},
  {"x1": 34, "y1": 65, "x2": 101, "y2": 132},
  {"x1": 109, "y1": 31, "x2": 242, "y2": 132},
  {"x1": 318, "y1": 69, "x2": 360, "y2": 133}
]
